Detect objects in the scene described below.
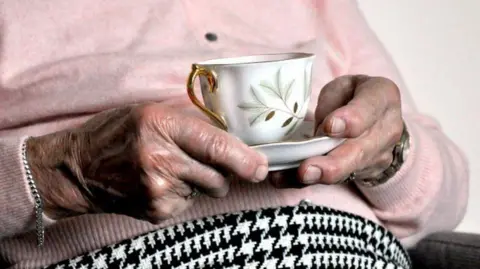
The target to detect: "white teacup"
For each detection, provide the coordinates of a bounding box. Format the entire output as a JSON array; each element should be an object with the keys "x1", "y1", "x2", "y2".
[{"x1": 187, "y1": 53, "x2": 315, "y2": 145}]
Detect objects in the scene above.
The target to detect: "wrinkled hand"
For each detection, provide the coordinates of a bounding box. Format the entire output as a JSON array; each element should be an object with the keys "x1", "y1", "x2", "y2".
[
  {"x1": 27, "y1": 104, "x2": 268, "y2": 223},
  {"x1": 270, "y1": 75, "x2": 404, "y2": 187}
]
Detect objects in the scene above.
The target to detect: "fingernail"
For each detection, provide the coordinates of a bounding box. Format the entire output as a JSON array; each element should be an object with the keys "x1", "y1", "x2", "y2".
[
  {"x1": 330, "y1": 117, "x2": 346, "y2": 134},
  {"x1": 315, "y1": 126, "x2": 325, "y2": 136},
  {"x1": 258, "y1": 152, "x2": 269, "y2": 163},
  {"x1": 254, "y1": 165, "x2": 269, "y2": 182},
  {"x1": 303, "y1": 166, "x2": 322, "y2": 184}
]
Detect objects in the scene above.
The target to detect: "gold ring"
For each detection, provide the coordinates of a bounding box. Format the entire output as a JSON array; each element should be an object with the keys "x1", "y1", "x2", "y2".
[
  {"x1": 187, "y1": 188, "x2": 201, "y2": 199},
  {"x1": 343, "y1": 172, "x2": 356, "y2": 184}
]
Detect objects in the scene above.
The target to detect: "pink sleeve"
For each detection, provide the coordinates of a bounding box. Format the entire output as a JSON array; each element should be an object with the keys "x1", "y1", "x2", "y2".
[
  {"x1": 0, "y1": 136, "x2": 55, "y2": 239},
  {"x1": 317, "y1": 1, "x2": 469, "y2": 245}
]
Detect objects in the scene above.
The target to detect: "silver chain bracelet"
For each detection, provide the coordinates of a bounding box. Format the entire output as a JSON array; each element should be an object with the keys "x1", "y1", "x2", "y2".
[{"x1": 22, "y1": 140, "x2": 45, "y2": 247}]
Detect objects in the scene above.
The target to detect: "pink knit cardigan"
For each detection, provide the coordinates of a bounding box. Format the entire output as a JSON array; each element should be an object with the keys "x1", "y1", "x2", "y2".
[{"x1": 0, "y1": 1, "x2": 469, "y2": 268}]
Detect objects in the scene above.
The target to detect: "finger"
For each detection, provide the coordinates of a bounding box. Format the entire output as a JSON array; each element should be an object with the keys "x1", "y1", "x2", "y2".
[
  {"x1": 140, "y1": 172, "x2": 194, "y2": 223},
  {"x1": 170, "y1": 116, "x2": 269, "y2": 182},
  {"x1": 314, "y1": 75, "x2": 358, "y2": 129},
  {"x1": 143, "y1": 149, "x2": 231, "y2": 198},
  {"x1": 268, "y1": 169, "x2": 305, "y2": 189},
  {"x1": 299, "y1": 126, "x2": 380, "y2": 184},
  {"x1": 178, "y1": 158, "x2": 231, "y2": 198},
  {"x1": 298, "y1": 140, "x2": 367, "y2": 185},
  {"x1": 147, "y1": 195, "x2": 193, "y2": 224},
  {"x1": 355, "y1": 151, "x2": 393, "y2": 179},
  {"x1": 300, "y1": 111, "x2": 402, "y2": 185},
  {"x1": 320, "y1": 77, "x2": 400, "y2": 137},
  {"x1": 95, "y1": 173, "x2": 193, "y2": 224}
]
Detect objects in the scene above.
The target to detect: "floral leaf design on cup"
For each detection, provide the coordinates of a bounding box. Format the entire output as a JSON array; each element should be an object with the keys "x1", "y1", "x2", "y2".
[
  {"x1": 284, "y1": 67, "x2": 312, "y2": 137},
  {"x1": 237, "y1": 86, "x2": 274, "y2": 126},
  {"x1": 282, "y1": 117, "x2": 294, "y2": 127},
  {"x1": 265, "y1": 111, "x2": 275, "y2": 121},
  {"x1": 237, "y1": 67, "x2": 312, "y2": 136}
]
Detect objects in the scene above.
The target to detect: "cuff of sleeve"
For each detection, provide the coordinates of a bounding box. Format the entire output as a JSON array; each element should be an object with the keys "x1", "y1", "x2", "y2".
[
  {"x1": 355, "y1": 117, "x2": 443, "y2": 213},
  {"x1": 0, "y1": 136, "x2": 55, "y2": 237}
]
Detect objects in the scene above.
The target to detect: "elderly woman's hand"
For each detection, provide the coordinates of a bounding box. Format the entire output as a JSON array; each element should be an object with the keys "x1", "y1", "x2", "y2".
[
  {"x1": 26, "y1": 104, "x2": 268, "y2": 223},
  {"x1": 270, "y1": 75, "x2": 404, "y2": 187}
]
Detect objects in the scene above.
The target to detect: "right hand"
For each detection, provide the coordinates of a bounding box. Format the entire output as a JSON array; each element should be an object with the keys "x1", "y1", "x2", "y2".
[{"x1": 26, "y1": 103, "x2": 269, "y2": 223}]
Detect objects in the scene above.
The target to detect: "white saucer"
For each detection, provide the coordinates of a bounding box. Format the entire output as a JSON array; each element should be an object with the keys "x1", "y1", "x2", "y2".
[{"x1": 251, "y1": 121, "x2": 345, "y2": 171}]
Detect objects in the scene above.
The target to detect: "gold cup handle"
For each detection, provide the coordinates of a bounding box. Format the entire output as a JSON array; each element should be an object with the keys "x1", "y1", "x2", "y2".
[{"x1": 186, "y1": 65, "x2": 228, "y2": 130}]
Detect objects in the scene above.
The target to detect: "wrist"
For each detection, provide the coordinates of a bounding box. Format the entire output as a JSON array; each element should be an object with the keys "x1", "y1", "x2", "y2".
[{"x1": 25, "y1": 133, "x2": 92, "y2": 219}]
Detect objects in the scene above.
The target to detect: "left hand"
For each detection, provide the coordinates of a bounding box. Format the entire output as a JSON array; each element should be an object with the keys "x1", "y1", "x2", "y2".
[{"x1": 270, "y1": 75, "x2": 404, "y2": 187}]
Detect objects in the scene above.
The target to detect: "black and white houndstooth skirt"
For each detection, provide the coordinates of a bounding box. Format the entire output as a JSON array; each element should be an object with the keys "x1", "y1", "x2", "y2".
[{"x1": 46, "y1": 200, "x2": 412, "y2": 269}]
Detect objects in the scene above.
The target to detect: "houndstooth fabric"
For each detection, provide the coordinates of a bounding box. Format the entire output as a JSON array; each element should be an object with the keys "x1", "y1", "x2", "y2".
[{"x1": 45, "y1": 200, "x2": 411, "y2": 269}]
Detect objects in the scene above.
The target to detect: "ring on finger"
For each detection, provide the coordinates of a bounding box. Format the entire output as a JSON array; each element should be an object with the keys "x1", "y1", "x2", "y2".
[
  {"x1": 187, "y1": 187, "x2": 201, "y2": 199},
  {"x1": 341, "y1": 172, "x2": 357, "y2": 184}
]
